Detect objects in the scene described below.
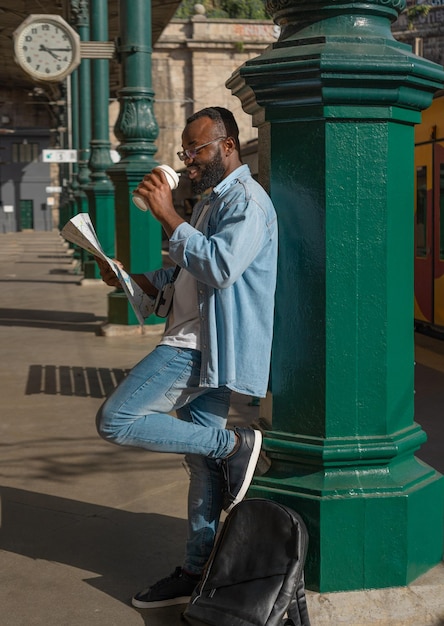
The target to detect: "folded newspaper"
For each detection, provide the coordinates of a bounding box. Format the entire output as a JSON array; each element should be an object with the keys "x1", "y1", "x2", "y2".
[{"x1": 60, "y1": 213, "x2": 156, "y2": 325}]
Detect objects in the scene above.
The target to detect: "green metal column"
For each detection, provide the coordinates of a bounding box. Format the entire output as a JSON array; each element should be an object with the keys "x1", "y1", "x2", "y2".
[
  {"x1": 57, "y1": 85, "x2": 72, "y2": 230},
  {"x1": 71, "y1": 0, "x2": 91, "y2": 216},
  {"x1": 228, "y1": 0, "x2": 444, "y2": 593},
  {"x1": 66, "y1": 68, "x2": 82, "y2": 266},
  {"x1": 69, "y1": 68, "x2": 80, "y2": 219},
  {"x1": 83, "y1": 0, "x2": 115, "y2": 279},
  {"x1": 107, "y1": 0, "x2": 162, "y2": 326}
]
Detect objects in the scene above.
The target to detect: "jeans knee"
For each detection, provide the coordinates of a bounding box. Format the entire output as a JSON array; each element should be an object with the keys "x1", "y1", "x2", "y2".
[{"x1": 96, "y1": 404, "x2": 118, "y2": 442}]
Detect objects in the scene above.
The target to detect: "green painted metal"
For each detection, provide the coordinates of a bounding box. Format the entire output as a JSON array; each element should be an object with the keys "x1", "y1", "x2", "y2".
[
  {"x1": 66, "y1": 68, "x2": 82, "y2": 262},
  {"x1": 107, "y1": 0, "x2": 162, "y2": 325},
  {"x1": 71, "y1": 2, "x2": 91, "y2": 218},
  {"x1": 84, "y1": 0, "x2": 115, "y2": 280},
  {"x1": 69, "y1": 68, "x2": 80, "y2": 219},
  {"x1": 228, "y1": 0, "x2": 444, "y2": 592},
  {"x1": 250, "y1": 462, "x2": 444, "y2": 591}
]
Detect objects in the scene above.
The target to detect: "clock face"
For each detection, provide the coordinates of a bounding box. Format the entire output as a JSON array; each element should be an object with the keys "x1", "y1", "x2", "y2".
[{"x1": 14, "y1": 15, "x2": 80, "y2": 82}]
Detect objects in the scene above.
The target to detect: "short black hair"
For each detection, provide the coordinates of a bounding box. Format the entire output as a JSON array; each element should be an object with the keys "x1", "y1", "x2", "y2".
[{"x1": 187, "y1": 107, "x2": 241, "y2": 155}]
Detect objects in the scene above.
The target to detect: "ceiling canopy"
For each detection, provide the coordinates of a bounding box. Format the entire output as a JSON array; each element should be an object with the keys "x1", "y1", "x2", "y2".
[{"x1": 0, "y1": 1, "x2": 181, "y2": 98}]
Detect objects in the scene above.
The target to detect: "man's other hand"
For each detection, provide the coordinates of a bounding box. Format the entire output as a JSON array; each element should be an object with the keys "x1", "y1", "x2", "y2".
[{"x1": 94, "y1": 256, "x2": 123, "y2": 288}]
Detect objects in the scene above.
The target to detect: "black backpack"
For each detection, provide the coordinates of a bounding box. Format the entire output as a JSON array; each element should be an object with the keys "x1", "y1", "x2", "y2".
[{"x1": 182, "y1": 498, "x2": 311, "y2": 626}]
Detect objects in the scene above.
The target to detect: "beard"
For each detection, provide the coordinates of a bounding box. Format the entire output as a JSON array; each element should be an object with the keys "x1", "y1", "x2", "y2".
[{"x1": 191, "y1": 150, "x2": 226, "y2": 195}]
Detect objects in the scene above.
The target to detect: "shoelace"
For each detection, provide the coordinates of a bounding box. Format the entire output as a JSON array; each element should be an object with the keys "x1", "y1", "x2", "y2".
[
  {"x1": 150, "y1": 566, "x2": 183, "y2": 590},
  {"x1": 220, "y1": 461, "x2": 234, "y2": 498}
]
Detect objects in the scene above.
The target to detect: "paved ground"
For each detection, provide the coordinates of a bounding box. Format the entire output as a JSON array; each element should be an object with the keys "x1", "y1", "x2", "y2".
[
  {"x1": 0, "y1": 230, "x2": 260, "y2": 626},
  {"x1": 0, "y1": 230, "x2": 443, "y2": 626}
]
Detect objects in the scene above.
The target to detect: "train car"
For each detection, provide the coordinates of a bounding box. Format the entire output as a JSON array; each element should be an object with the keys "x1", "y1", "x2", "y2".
[{"x1": 414, "y1": 89, "x2": 444, "y2": 331}]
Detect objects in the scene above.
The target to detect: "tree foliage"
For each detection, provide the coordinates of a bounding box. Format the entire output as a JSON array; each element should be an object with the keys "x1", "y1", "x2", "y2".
[
  {"x1": 175, "y1": 0, "x2": 270, "y2": 20},
  {"x1": 405, "y1": 3, "x2": 431, "y2": 29}
]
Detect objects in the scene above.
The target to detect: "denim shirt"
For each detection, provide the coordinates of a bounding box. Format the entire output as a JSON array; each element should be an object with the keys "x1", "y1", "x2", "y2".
[{"x1": 146, "y1": 164, "x2": 278, "y2": 397}]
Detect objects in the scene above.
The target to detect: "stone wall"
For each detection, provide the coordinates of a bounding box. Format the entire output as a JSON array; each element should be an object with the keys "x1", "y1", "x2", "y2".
[{"x1": 392, "y1": 2, "x2": 444, "y2": 68}]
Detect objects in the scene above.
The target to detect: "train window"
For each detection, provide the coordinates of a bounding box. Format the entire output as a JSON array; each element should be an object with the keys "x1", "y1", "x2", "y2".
[
  {"x1": 416, "y1": 166, "x2": 427, "y2": 257},
  {"x1": 441, "y1": 165, "x2": 444, "y2": 260}
]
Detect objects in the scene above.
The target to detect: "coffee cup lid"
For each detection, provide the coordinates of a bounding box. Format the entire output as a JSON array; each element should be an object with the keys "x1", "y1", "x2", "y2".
[{"x1": 157, "y1": 164, "x2": 179, "y2": 189}]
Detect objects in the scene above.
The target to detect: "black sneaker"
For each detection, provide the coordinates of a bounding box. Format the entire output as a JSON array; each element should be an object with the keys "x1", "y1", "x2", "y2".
[
  {"x1": 221, "y1": 427, "x2": 262, "y2": 513},
  {"x1": 131, "y1": 566, "x2": 200, "y2": 609}
]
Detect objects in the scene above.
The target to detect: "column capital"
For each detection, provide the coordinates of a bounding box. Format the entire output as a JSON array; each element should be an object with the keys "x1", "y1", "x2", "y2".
[
  {"x1": 71, "y1": 0, "x2": 90, "y2": 27},
  {"x1": 228, "y1": 0, "x2": 444, "y2": 121},
  {"x1": 266, "y1": 0, "x2": 406, "y2": 33},
  {"x1": 112, "y1": 87, "x2": 159, "y2": 164}
]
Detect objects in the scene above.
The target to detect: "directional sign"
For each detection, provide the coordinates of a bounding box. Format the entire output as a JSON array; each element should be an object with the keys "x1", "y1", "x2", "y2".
[{"x1": 43, "y1": 149, "x2": 77, "y2": 163}]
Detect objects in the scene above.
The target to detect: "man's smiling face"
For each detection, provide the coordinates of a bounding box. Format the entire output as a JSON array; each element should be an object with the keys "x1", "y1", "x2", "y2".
[{"x1": 181, "y1": 116, "x2": 228, "y2": 194}]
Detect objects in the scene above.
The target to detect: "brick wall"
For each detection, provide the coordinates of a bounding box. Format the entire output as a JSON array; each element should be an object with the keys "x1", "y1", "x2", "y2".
[{"x1": 392, "y1": 3, "x2": 444, "y2": 68}]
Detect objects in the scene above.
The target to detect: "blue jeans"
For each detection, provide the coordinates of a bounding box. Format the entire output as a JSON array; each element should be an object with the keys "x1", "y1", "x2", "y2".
[{"x1": 96, "y1": 345, "x2": 235, "y2": 574}]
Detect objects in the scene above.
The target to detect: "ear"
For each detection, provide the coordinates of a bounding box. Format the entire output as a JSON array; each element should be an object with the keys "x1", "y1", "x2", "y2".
[{"x1": 224, "y1": 136, "x2": 236, "y2": 156}]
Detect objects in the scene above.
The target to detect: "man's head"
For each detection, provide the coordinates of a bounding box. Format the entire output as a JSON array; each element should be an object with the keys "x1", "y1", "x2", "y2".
[{"x1": 179, "y1": 107, "x2": 242, "y2": 194}]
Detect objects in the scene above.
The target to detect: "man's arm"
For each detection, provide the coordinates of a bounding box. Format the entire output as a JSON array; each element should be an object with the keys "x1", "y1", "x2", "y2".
[
  {"x1": 169, "y1": 193, "x2": 272, "y2": 290},
  {"x1": 94, "y1": 256, "x2": 158, "y2": 297},
  {"x1": 131, "y1": 273, "x2": 158, "y2": 297}
]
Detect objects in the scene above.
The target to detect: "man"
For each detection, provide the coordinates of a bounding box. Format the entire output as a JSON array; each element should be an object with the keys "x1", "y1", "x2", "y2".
[{"x1": 96, "y1": 107, "x2": 278, "y2": 609}]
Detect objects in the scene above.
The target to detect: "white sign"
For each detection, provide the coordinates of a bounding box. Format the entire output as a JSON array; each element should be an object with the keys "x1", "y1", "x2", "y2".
[
  {"x1": 42, "y1": 149, "x2": 77, "y2": 163},
  {"x1": 46, "y1": 186, "x2": 62, "y2": 193},
  {"x1": 3, "y1": 205, "x2": 14, "y2": 213}
]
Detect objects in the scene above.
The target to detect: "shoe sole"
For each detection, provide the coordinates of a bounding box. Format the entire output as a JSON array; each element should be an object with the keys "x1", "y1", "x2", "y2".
[
  {"x1": 132, "y1": 594, "x2": 192, "y2": 609},
  {"x1": 225, "y1": 429, "x2": 262, "y2": 513}
]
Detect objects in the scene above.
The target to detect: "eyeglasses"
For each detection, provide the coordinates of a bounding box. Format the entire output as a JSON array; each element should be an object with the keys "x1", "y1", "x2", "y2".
[{"x1": 177, "y1": 137, "x2": 227, "y2": 162}]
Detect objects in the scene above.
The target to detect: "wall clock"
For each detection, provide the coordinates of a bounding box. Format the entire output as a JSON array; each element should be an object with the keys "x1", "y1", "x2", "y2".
[{"x1": 13, "y1": 14, "x2": 81, "y2": 82}]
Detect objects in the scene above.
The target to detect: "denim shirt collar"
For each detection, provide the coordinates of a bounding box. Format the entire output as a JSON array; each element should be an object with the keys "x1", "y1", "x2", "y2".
[{"x1": 211, "y1": 164, "x2": 250, "y2": 197}]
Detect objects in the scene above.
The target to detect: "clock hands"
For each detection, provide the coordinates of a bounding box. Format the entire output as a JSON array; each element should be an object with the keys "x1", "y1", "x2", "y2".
[
  {"x1": 38, "y1": 44, "x2": 72, "y2": 60},
  {"x1": 39, "y1": 44, "x2": 60, "y2": 60}
]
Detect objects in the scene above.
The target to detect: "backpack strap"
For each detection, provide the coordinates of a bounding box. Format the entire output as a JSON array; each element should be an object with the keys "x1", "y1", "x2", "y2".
[
  {"x1": 283, "y1": 576, "x2": 311, "y2": 626},
  {"x1": 170, "y1": 265, "x2": 181, "y2": 283}
]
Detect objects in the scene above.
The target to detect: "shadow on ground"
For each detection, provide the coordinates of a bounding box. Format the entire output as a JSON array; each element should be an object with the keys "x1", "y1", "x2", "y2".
[
  {"x1": 0, "y1": 486, "x2": 188, "y2": 625},
  {"x1": 25, "y1": 364, "x2": 130, "y2": 398},
  {"x1": 0, "y1": 308, "x2": 106, "y2": 332}
]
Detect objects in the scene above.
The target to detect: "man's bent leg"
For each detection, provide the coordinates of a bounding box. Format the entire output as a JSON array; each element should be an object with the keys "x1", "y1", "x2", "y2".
[{"x1": 96, "y1": 346, "x2": 235, "y2": 457}]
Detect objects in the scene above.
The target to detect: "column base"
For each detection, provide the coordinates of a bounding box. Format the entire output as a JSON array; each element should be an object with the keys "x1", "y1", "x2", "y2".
[
  {"x1": 107, "y1": 290, "x2": 164, "y2": 326},
  {"x1": 250, "y1": 456, "x2": 444, "y2": 592},
  {"x1": 83, "y1": 259, "x2": 99, "y2": 280}
]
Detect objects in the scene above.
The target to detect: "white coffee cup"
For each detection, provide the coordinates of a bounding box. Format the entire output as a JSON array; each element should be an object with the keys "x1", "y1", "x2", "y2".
[{"x1": 132, "y1": 164, "x2": 180, "y2": 212}]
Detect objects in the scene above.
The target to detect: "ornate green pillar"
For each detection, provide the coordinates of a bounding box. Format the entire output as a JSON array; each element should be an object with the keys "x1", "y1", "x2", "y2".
[
  {"x1": 71, "y1": 1, "x2": 91, "y2": 217},
  {"x1": 68, "y1": 68, "x2": 80, "y2": 220},
  {"x1": 228, "y1": 0, "x2": 444, "y2": 593},
  {"x1": 83, "y1": 0, "x2": 115, "y2": 279},
  {"x1": 107, "y1": 0, "x2": 162, "y2": 326},
  {"x1": 66, "y1": 68, "x2": 82, "y2": 265}
]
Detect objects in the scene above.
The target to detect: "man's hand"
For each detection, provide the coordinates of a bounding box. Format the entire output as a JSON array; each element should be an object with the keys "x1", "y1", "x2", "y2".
[
  {"x1": 94, "y1": 256, "x2": 123, "y2": 288},
  {"x1": 94, "y1": 256, "x2": 158, "y2": 297},
  {"x1": 133, "y1": 168, "x2": 184, "y2": 237}
]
